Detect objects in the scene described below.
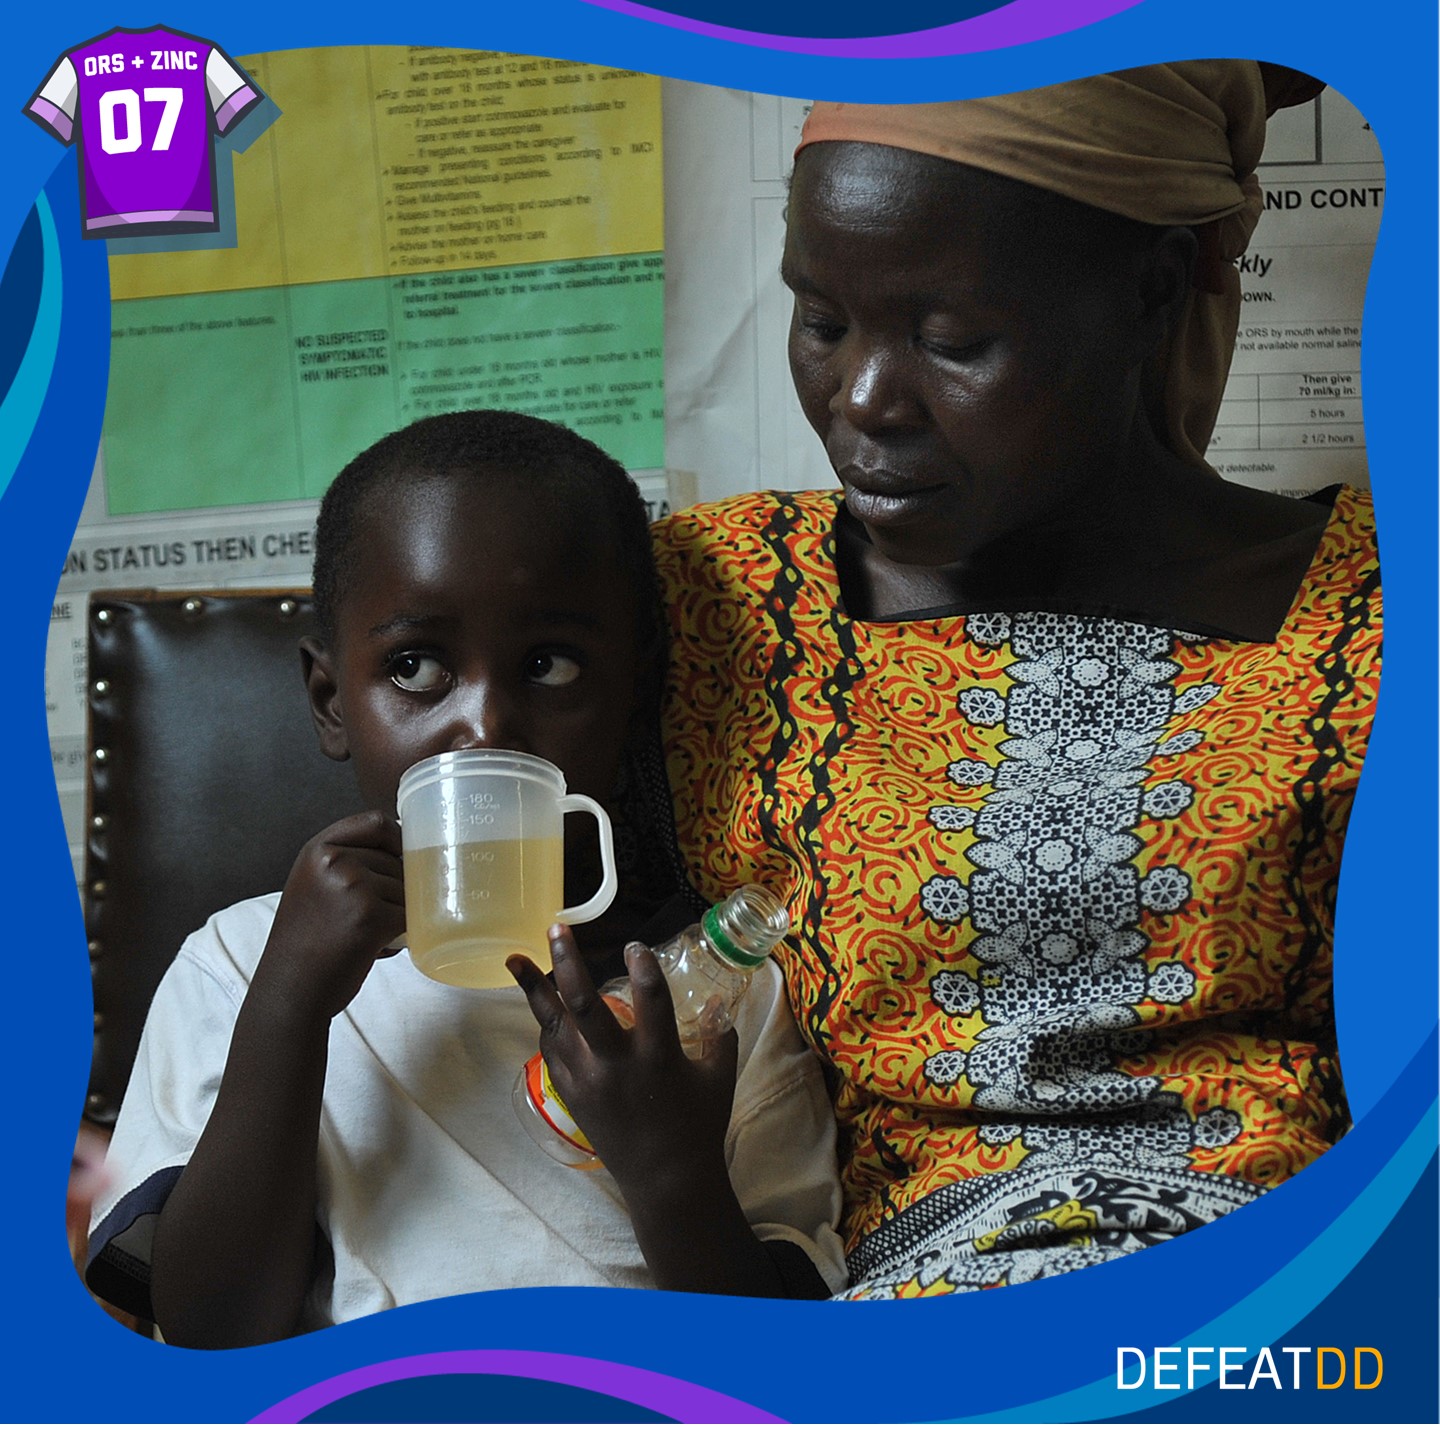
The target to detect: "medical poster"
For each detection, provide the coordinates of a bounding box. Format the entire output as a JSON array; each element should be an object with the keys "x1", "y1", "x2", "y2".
[
  {"x1": 45, "y1": 45, "x2": 665, "y2": 878},
  {"x1": 7, "y1": 0, "x2": 1436, "y2": 1428},
  {"x1": 104, "y1": 47, "x2": 663, "y2": 511}
]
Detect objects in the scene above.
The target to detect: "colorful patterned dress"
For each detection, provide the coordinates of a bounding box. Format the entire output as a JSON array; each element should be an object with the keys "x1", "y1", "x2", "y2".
[{"x1": 652, "y1": 487, "x2": 1380, "y2": 1297}]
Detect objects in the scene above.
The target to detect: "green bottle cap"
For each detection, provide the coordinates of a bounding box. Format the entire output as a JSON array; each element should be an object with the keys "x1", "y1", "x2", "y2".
[{"x1": 701, "y1": 885, "x2": 789, "y2": 968}]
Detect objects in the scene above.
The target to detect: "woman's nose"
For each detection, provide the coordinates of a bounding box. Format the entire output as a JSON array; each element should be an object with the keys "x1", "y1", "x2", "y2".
[{"x1": 832, "y1": 338, "x2": 922, "y2": 433}]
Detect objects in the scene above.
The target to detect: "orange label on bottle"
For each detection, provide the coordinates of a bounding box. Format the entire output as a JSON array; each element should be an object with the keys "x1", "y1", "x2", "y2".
[
  {"x1": 522, "y1": 1052, "x2": 595, "y2": 1155},
  {"x1": 520, "y1": 993, "x2": 636, "y2": 1160}
]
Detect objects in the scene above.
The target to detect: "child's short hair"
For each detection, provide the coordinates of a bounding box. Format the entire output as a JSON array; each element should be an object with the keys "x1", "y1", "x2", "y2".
[{"x1": 312, "y1": 410, "x2": 661, "y2": 658}]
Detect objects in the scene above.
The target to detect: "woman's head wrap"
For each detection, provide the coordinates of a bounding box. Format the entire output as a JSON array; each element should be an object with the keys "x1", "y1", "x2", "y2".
[{"x1": 796, "y1": 63, "x2": 1316, "y2": 470}]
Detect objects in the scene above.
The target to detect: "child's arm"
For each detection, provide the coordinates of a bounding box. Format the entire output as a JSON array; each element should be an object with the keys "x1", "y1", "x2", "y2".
[
  {"x1": 509, "y1": 929, "x2": 836, "y2": 1299},
  {"x1": 149, "y1": 810, "x2": 404, "y2": 1348}
]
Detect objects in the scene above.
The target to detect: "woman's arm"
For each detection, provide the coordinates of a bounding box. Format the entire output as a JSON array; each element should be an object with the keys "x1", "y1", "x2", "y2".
[{"x1": 150, "y1": 811, "x2": 404, "y2": 1348}]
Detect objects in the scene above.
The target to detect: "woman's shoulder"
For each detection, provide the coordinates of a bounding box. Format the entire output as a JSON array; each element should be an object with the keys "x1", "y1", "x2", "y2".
[
  {"x1": 1326, "y1": 483, "x2": 1377, "y2": 553},
  {"x1": 1103, "y1": 479, "x2": 1366, "y2": 642},
  {"x1": 1282, "y1": 483, "x2": 1380, "y2": 637},
  {"x1": 1258, "y1": 484, "x2": 1377, "y2": 609},
  {"x1": 652, "y1": 491, "x2": 843, "y2": 612},
  {"x1": 1170, "y1": 483, "x2": 1377, "y2": 645},
  {"x1": 653, "y1": 489, "x2": 839, "y2": 550}
]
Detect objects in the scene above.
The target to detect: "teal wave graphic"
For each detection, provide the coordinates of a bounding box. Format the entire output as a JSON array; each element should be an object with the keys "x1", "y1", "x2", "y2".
[{"x1": 0, "y1": 193, "x2": 62, "y2": 505}]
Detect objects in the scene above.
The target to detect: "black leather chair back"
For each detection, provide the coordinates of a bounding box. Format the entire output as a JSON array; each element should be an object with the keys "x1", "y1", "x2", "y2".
[{"x1": 83, "y1": 590, "x2": 363, "y2": 1125}]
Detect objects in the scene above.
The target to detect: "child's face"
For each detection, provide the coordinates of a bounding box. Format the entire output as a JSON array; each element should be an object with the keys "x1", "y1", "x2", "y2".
[{"x1": 305, "y1": 471, "x2": 644, "y2": 818}]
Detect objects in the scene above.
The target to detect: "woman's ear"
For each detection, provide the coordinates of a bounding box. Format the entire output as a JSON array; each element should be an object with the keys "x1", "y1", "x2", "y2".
[
  {"x1": 300, "y1": 636, "x2": 351, "y2": 762},
  {"x1": 1134, "y1": 225, "x2": 1199, "y2": 359}
]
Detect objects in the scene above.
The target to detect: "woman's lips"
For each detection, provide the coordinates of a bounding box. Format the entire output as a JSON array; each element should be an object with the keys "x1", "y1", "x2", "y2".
[{"x1": 836, "y1": 467, "x2": 948, "y2": 523}]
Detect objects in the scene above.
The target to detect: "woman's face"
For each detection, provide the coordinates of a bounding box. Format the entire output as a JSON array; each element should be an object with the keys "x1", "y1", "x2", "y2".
[{"x1": 783, "y1": 142, "x2": 1162, "y2": 571}]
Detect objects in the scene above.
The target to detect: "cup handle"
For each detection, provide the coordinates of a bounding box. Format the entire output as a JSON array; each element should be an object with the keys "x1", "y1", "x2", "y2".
[{"x1": 555, "y1": 795, "x2": 618, "y2": 925}]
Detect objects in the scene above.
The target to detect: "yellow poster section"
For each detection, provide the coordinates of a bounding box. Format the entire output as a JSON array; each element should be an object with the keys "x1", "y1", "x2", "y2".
[{"x1": 109, "y1": 47, "x2": 662, "y2": 301}]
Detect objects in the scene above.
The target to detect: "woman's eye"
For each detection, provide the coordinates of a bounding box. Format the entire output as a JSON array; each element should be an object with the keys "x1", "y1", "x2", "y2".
[
  {"x1": 921, "y1": 332, "x2": 993, "y2": 362},
  {"x1": 793, "y1": 304, "x2": 845, "y2": 342},
  {"x1": 389, "y1": 653, "x2": 449, "y2": 692},
  {"x1": 526, "y1": 651, "x2": 582, "y2": 687}
]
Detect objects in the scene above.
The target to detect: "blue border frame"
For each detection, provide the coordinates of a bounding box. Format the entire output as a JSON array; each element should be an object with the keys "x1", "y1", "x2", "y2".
[{"x1": 4, "y1": 0, "x2": 1434, "y2": 1423}]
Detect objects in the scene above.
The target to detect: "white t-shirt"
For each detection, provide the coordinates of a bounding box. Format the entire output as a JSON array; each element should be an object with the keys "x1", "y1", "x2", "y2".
[{"x1": 88, "y1": 894, "x2": 846, "y2": 1327}]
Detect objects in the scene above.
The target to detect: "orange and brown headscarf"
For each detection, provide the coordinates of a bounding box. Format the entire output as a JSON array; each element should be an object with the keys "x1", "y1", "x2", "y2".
[{"x1": 796, "y1": 62, "x2": 1322, "y2": 471}]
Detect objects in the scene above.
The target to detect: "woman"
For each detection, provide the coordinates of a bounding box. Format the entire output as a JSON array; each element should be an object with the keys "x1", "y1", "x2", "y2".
[{"x1": 649, "y1": 63, "x2": 1380, "y2": 1297}]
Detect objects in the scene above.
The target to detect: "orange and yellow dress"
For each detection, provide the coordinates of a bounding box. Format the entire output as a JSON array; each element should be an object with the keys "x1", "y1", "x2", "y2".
[{"x1": 653, "y1": 486, "x2": 1380, "y2": 1297}]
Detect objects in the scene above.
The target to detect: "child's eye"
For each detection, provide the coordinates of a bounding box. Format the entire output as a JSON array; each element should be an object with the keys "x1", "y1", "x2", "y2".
[
  {"x1": 525, "y1": 650, "x2": 582, "y2": 687},
  {"x1": 389, "y1": 653, "x2": 450, "y2": 693}
]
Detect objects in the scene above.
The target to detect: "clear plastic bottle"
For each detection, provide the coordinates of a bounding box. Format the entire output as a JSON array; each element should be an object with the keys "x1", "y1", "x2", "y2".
[{"x1": 512, "y1": 885, "x2": 790, "y2": 1167}]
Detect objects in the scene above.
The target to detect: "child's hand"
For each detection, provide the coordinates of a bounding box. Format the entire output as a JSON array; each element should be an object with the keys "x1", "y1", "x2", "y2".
[
  {"x1": 508, "y1": 926, "x2": 738, "y2": 1194},
  {"x1": 255, "y1": 810, "x2": 405, "y2": 1021}
]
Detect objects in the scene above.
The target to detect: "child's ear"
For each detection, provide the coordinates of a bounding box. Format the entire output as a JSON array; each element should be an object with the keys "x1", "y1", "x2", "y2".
[{"x1": 300, "y1": 637, "x2": 351, "y2": 762}]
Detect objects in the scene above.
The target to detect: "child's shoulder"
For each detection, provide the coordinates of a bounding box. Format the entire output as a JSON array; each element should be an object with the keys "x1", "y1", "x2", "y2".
[{"x1": 173, "y1": 891, "x2": 284, "y2": 992}]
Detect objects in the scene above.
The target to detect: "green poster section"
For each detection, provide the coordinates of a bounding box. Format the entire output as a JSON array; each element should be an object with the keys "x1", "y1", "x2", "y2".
[{"x1": 104, "y1": 253, "x2": 664, "y2": 514}]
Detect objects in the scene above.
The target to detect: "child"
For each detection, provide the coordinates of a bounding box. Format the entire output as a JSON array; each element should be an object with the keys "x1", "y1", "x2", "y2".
[{"x1": 85, "y1": 411, "x2": 844, "y2": 1347}]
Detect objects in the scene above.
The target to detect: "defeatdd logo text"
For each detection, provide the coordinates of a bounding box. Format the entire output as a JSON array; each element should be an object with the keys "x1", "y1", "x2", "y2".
[{"x1": 1117, "y1": 1346, "x2": 1383, "y2": 1392}]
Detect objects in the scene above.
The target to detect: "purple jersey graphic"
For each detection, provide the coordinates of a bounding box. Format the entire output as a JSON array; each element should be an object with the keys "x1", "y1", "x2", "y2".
[{"x1": 25, "y1": 26, "x2": 262, "y2": 237}]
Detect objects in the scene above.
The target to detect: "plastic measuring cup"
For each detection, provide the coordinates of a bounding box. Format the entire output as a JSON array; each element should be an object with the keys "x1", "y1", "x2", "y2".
[{"x1": 395, "y1": 749, "x2": 617, "y2": 988}]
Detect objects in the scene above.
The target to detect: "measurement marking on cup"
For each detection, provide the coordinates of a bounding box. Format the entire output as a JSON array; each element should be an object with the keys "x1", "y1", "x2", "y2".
[{"x1": 396, "y1": 750, "x2": 612, "y2": 988}]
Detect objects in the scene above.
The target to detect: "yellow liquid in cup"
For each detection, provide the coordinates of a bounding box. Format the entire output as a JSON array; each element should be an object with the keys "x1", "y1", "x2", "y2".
[{"x1": 404, "y1": 836, "x2": 564, "y2": 987}]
